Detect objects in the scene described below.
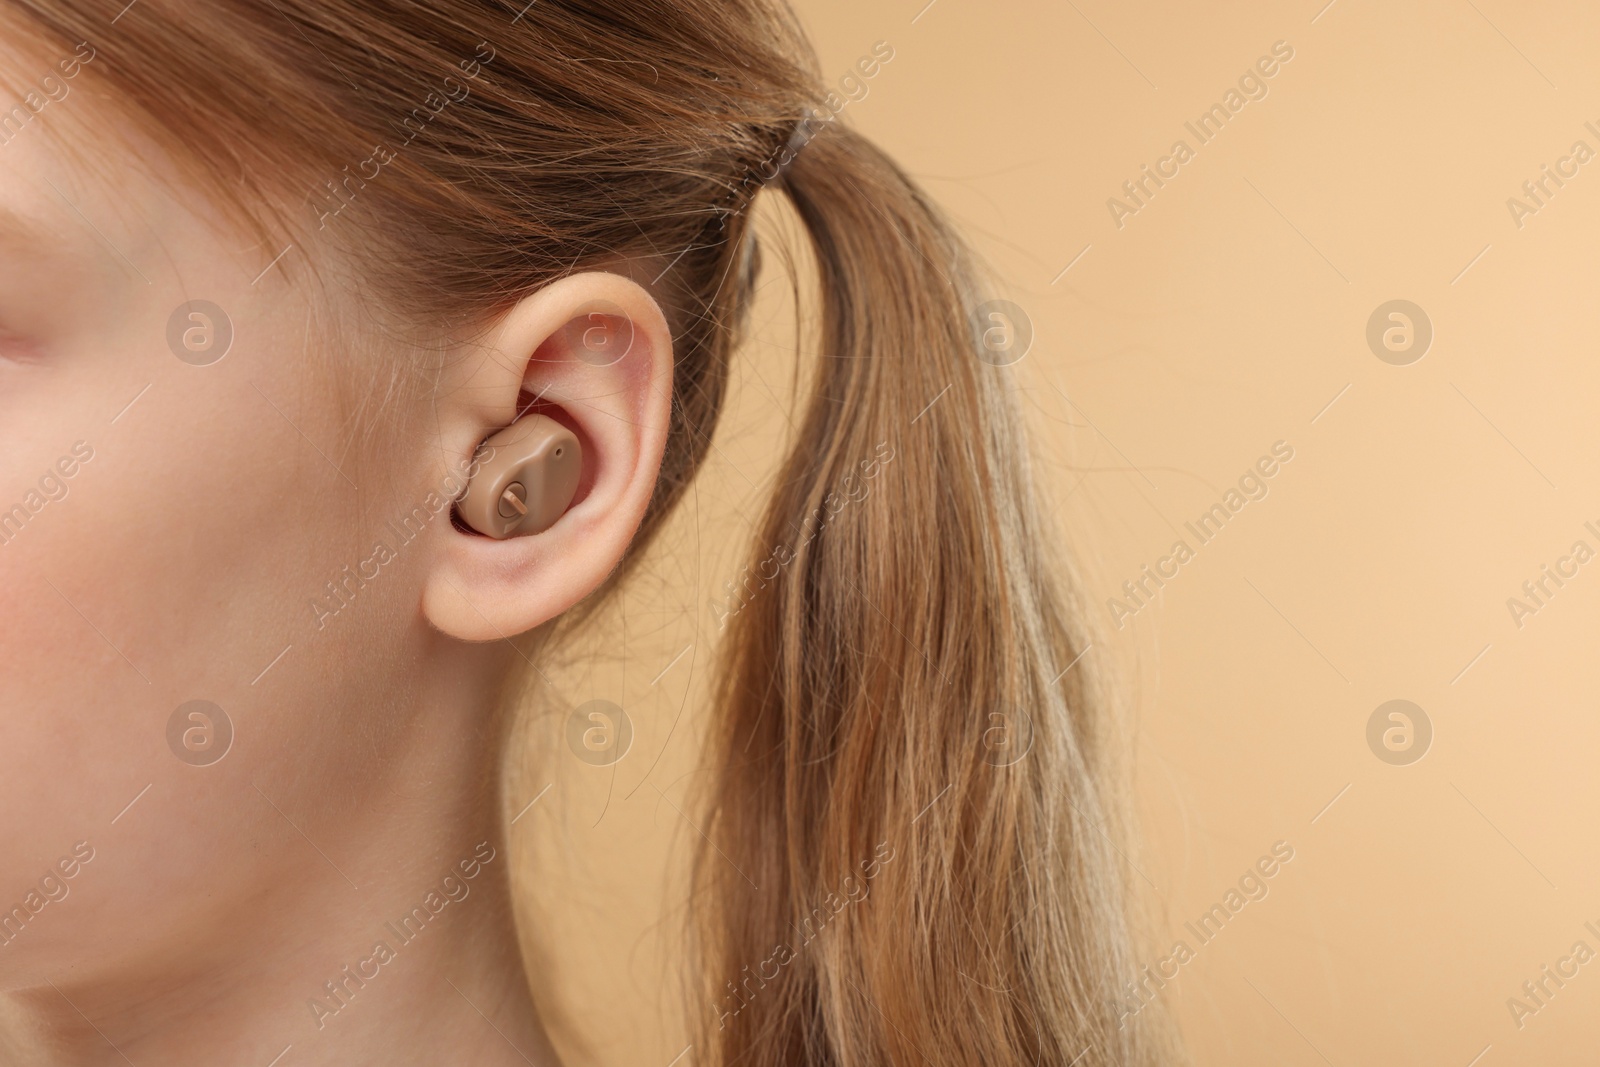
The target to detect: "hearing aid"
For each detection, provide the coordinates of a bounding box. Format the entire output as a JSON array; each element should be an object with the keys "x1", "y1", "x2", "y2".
[{"x1": 457, "y1": 413, "x2": 583, "y2": 539}]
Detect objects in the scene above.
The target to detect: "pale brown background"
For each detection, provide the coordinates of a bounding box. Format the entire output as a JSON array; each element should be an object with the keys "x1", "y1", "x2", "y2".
[{"x1": 514, "y1": 1, "x2": 1600, "y2": 1064}]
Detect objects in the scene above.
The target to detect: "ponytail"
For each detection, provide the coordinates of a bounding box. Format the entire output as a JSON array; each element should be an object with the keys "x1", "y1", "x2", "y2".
[{"x1": 695, "y1": 123, "x2": 1175, "y2": 1065}]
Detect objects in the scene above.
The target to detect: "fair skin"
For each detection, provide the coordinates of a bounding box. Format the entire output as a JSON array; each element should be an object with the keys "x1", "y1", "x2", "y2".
[{"x1": 0, "y1": 50, "x2": 673, "y2": 1066}]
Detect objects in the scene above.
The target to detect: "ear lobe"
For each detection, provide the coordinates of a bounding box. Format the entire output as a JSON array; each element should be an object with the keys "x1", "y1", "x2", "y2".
[{"x1": 422, "y1": 271, "x2": 674, "y2": 641}]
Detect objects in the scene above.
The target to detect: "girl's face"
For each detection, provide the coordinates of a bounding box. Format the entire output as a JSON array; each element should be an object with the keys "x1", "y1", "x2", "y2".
[
  {"x1": 0, "y1": 24, "x2": 681, "y2": 1063},
  {"x1": 0, "y1": 55, "x2": 456, "y2": 982},
  {"x1": 0, "y1": 34, "x2": 675, "y2": 1020}
]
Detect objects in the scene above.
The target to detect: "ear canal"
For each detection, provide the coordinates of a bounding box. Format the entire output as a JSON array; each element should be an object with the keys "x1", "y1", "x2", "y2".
[{"x1": 457, "y1": 414, "x2": 583, "y2": 539}]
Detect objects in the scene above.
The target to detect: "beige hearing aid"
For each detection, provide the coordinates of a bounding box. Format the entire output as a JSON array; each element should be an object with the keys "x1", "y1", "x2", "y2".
[{"x1": 457, "y1": 413, "x2": 582, "y2": 539}]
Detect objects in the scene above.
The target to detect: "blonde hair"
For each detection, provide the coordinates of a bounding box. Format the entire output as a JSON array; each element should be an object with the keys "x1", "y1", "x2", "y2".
[{"x1": 11, "y1": 1, "x2": 1177, "y2": 1062}]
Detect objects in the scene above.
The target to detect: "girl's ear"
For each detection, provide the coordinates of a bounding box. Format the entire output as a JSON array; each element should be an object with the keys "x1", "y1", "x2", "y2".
[{"x1": 421, "y1": 271, "x2": 674, "y2": 641}]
